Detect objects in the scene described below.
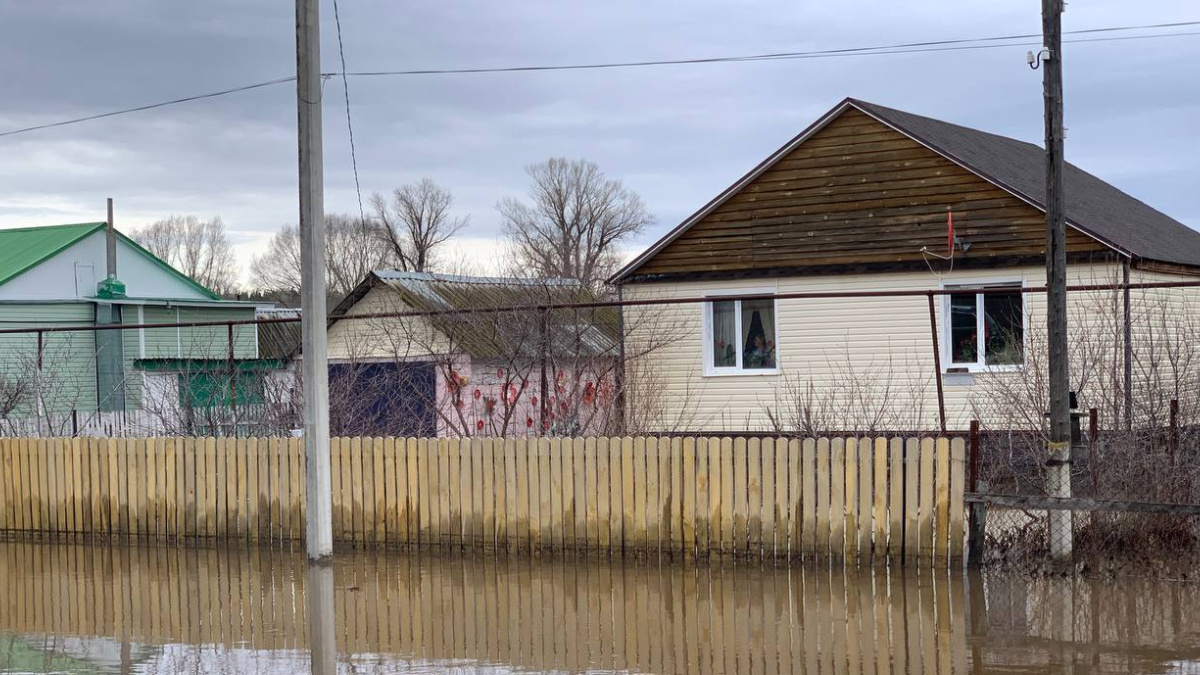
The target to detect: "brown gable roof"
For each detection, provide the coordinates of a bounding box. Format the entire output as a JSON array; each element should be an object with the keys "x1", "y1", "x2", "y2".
[
  {"x1": 851, "y1": 99, "x2": 1200, "y2": 267},
  {"x1": 615, "y1": 98, "x2": 1200, "y2": 281}
]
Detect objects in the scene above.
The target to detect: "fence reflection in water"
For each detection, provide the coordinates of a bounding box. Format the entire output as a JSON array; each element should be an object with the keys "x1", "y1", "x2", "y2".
[{"x1": 2, "y1": 542, "x2": 1200, "y2": 674}]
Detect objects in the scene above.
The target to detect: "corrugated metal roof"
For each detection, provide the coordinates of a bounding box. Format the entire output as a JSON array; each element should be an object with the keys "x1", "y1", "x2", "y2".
[
  {"x1": 0, "y1": 222, "x2": 105, "y2": 287},
  {"x1": 332, "y1": 271, "x2": 619, "y2": 359},
  {"x1": 256, "y1": 308, "x2": 302, "y2": 359}
]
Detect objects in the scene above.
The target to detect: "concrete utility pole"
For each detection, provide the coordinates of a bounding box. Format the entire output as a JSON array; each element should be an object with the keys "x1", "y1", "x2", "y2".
[
  {"x1": 297, "y1": 0, "x2": 333, "y2": 561},
  {"x1": 1041, "y1": 0, "x2": 1073, "y2": 561}
]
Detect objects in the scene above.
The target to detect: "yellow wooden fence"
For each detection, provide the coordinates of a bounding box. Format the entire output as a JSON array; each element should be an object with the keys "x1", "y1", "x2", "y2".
[{"x1": 0, "y1": 436, "x2": 966, "y2": 562}]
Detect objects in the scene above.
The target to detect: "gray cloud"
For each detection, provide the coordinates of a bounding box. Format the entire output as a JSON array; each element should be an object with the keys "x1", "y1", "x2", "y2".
[{"x1": 2, "y1": 0, "x2": 1198, "y2": 277}]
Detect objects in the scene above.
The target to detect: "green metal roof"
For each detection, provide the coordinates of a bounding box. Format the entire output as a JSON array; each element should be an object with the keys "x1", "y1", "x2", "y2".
[
  {"x1": 0, "y1": 221, "x2": 222, "y2": 300},
  {"x1": 0, "y1": 221, "x2": 104, "y2": 286}
]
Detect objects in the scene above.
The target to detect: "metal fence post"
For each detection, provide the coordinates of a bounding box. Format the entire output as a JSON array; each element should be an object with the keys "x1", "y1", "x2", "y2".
[{"x1": 967, "y1": 420, "x2": 985, "y2": 566}]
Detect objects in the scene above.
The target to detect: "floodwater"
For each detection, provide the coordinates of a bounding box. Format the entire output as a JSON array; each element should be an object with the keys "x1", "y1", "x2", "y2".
[{"x1": 1, "y1": 543, "x2": 1199, "y2": 675}]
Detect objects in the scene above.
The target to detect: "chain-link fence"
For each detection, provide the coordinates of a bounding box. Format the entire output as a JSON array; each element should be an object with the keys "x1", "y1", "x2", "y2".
[{"x1": 974, "y1": 410, "x2": 1200, "y2": 575}]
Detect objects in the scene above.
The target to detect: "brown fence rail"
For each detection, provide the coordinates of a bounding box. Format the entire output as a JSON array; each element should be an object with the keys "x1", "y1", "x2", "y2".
[{"x1": 0, "y1": 435, "x2": 966, "y2": 563}]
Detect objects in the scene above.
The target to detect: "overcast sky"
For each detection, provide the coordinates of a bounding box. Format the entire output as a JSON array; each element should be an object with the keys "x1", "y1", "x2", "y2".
[{"x1": 2, "y1": 1, "x2": 1198, "y2": 283}]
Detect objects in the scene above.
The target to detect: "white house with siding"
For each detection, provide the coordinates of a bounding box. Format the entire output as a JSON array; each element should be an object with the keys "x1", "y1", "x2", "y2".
[{"x1": 614, "y1": 99, "x2": 1200, "y2": 434}]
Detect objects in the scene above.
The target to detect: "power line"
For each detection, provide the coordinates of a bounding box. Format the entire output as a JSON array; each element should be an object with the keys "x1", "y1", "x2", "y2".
[
  {"x1": 348, "y1": 20, "x2": 1200, "y2": 76},
  {"x1": 1, "y1": 20, "x2": 1198, "y2": 140},
  {"x1": 331, "y1": 0, "x2": 367, "y2": 227},
  {"x1": 0, "y1": 77, "x2": 296, "y2": 138}
]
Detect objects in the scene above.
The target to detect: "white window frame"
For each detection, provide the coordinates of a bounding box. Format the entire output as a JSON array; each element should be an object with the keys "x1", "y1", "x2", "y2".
[
  {"x1": 941, "y1": 278, "x2": 1026, "y2": 373},
  {"x1": 701, "y1": 287, "x2": 782, "y2": 377}
]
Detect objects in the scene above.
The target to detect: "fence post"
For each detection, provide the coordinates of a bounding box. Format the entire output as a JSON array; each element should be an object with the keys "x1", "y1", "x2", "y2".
[
  {"x1": 967, "y1": 421, "x2": 985, "y2": 566},
  {"x1": 927, "y1": 292, "x2": 947, "y2": 433},
  {"x1": 968, "y1": 482, "x2": 987, "y2": 567}
]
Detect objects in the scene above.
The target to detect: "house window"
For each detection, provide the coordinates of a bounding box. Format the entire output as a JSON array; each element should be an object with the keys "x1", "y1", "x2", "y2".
[
  {"x1": 946, "y1": 285, "x2": 1024, "y2": 369},
  {"x1": 179, "y1": 371, "x2": 265, "y2": 408},
  {"x1": 705, "y1": 294, "x2": 779, "y2": 374}
]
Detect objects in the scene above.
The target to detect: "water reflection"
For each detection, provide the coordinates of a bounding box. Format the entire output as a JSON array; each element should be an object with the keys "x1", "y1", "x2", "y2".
[{"x1": 0, "y1": 541, "x2": 1199, "y2": 674}]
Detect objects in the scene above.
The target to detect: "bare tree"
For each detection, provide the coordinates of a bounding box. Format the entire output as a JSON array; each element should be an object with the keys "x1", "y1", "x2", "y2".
[
  {"x1": 249, "y1": 214, "x2": 391, "y2": 297},
  {"x1": 134, "y1": 215, "x2": 240, "y2": 296},
  {"x1": 371, "y1": 178, "x2": 468, "y2": 272},
  {"x1": 498, "y1": 158, "x2": 653, "y2": 289}
]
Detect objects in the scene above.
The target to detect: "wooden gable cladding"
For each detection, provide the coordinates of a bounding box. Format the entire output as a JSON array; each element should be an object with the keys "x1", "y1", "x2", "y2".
[{"x1": 633, "y1": 108, "x2": 1108, "y2": 279}]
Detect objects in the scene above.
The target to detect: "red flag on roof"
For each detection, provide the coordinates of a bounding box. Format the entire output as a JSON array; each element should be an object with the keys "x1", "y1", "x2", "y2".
[{"x1": 947, "y1": 209, "x2": 955, "y2": 256}]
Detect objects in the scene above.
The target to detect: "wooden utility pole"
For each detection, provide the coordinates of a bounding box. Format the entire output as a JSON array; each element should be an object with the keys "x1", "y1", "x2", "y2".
[
  {"x1": 297, "y1": 0, "x2": 333, "y2": 561},
  {"x1": 1041, "y1": 0, "x2": 1073, "y2": 561}
]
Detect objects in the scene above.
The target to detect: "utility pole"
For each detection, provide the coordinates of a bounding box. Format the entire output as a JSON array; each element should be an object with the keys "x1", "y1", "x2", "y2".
[
  {"x1": 297, "y1": 0, "x2": 333, "y2": 561},
  {"x1": 1041, "y1": 0, "x2": 1073, "y2": 562}
]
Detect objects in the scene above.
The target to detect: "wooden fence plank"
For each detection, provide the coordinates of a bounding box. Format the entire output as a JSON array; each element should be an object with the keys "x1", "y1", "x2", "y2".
[
  {"x1": 904, "y1": 438, "x2": 920, "y2": 563},
  {"x1": 407, "y1": 438, "x2": 420, "y2": 548},
  {"x1": 815, "y1": 438, "x2": 830, "y2": 557},
  {"x1": 682, "y1": 437, "x2": 696, "y2": 557},
  {"x1": 595, "y1": 437, "x2": 610, "y2": 551},
  {"x1": 609, "y1": 438, "x2": 623, "y2": 553},
  {"x1": 668, "y1": 437, "x2": 683, "y2": 555},
  {"x1": 934, "y1": 438, "x2": 951, "y2": 564},
  {"x1": 695, "y1": 438, "x2": 711, "y2": 556},
  {"x1": 438, "y1": 438, "x2": 452, "y2": 549},
  {"x1": 844, "y1": 438, "x2": 858, "y2": 561},
  {"x1": 449, "y1": 436, "x2": 462, "y2": 549},
  {"x1": 375, "y1": 436, "x2": 388, "y2": 546},
  {"x1": 949, "y1": 439, "x2": 966, "y2": 561},
  {"x1": 360, "y1": 437, "x2": 375, "y2": 546},
  {"x1": 514, "y1": 438, "x2": 529, "y2": 553},
  {"x1": 873, "y1": 438, "x2": 888, "y2": 563},
  {"x1": 550, "y1": 438, "x2": 564, "y2": 554},
  {"x1": 919, "y1": 438, "x2": 936, "y2": 561},
  {"x1": 621, "y1": 437, "x2": 636, "y2": 556},
  {"x1": 719, "y1": 437, "x2": 734, "y2": 557},
  {"x1": 69, "y1": 438, "x2": 82, "y2": 534},
  {"x1": 362, "y1": 437, "x2": 376, "y2": 547},
  {"x1": 657, "y1": 438, "x2": 672, "y2": 554},
  {"x1": 419, "y1": 438, "x2": 435, "y2": 548},
  {"x1": 889, "y1": 438, "x2": 904, "y2": 561},
  {"x1": 757, "y1": 438, "x2": 773, "y2": 558},
  {"x1": 401, "y1": 438, "x2": 416, "y2": 547},
  {"x1": 773, "y1": 438, "x2": 788, "y2": 559},
  {"x1": 182, "y1": 438, "x2": 195, "y2": 539},
  {"x1": 502, "y1": 438, "x2": 517, "y2": 552},
  {"x1": 633, "y1": 437, "x2": 652, "y2": 552},
  {"x1": 732, "y1": 437, "x2": 748, "y2": 556},
  {"x1": 0, "y1": 440, "x2": 9, "y2": 533},
  {"x1": 651, "y1": 437, "x2": 666, "y2": 554},
  {"x1": 561, "y1": 438, "x2": 576, "y2": 551},
  {"x1": 482, "y1": 438, "x2": 495, "y2": 551},
  {"x1": 858, "y1": 440, "x2": 873, "y2": 561},
  {"x1": 245, "y1": 438, "x2": 258, "y2": 543},
  {"x1": 831, "y1": 438, "x2": 846, "y2": 560},
  {"x1": 787, "y1": 439, "x2": 802, "y2": 559},
  {"x1": 586, "y1": 437, "x2": 600, "y2": 552},
  {"x1": 537, "y1": 438, "x2": 552, "y2": 555}
]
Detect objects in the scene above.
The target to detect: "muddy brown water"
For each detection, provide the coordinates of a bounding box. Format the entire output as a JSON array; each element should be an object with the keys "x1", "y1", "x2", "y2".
[{"x1": 1, "y1": 542, "x2": 1199, "y2": 674}]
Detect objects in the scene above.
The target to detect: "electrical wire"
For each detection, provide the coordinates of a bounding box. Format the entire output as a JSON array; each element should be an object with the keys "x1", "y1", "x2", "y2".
[
  {"x1": 332, "y1": 0, "x2": 367, "y2": 227},
  {"x1": 1, "y1": 20, "x2": 1198, "y2": 140}
]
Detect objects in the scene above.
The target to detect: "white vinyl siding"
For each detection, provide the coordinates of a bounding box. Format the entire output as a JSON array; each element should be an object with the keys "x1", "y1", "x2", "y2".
[{"x1": 622, "y1": 262, "x2": 1200, "y2": 432}]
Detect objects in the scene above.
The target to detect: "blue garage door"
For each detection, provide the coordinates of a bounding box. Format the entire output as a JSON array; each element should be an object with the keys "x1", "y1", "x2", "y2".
[{"x1": 328, "y1": 361, "x2": 437, "y2": 437}]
